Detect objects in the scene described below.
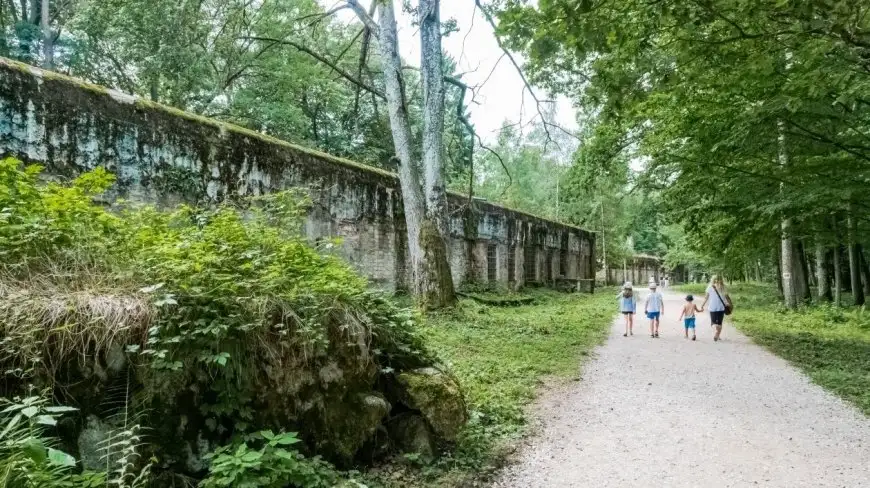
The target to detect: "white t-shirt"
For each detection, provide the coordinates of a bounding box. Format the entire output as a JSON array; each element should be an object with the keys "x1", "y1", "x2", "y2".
[
  {"x1": 646, "y1": 291, "x2": 663, "y2": 312},
  {"x1": 707, "y1": 285, "x2": 727, "y2": 312}
]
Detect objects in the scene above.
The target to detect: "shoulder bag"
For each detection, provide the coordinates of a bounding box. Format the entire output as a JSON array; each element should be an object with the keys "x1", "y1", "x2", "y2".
[{"x1": 712, "y1": 285, "x2": 733, "y2": 315}]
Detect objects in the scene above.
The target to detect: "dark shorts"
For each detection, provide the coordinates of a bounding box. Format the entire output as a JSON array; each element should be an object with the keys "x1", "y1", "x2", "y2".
[
  {"x1": 622, "y1": 311, "x2": 635, "y2": 315},
  {"x1": 710, "y1": 311, "x2": 725, "y2": 326}
]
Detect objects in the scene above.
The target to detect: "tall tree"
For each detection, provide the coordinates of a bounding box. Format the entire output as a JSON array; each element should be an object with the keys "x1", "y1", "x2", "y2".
[{"x1": 345, "y1": 0, "x2": 456, "y2": 308}]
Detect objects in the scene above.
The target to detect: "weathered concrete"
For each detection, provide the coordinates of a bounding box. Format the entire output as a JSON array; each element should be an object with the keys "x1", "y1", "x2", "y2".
[
  {"x1": 0, "y1": 57, "x2": 595, "y2": 292},
  {"x1": 599, "y1": 254, "x2": 663, "y2": 286}
]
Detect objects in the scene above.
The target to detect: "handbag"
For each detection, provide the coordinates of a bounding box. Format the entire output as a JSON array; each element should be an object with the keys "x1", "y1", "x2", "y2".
[{"x1": 712, "y1": 285, "x2": 733, "y2": 315}]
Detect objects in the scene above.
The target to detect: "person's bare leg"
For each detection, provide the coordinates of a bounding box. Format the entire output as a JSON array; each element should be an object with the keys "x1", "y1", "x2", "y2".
[
  {"x1": 714, "y1": 324, "x2": 722, "y2": 341},
  {"x1": 628, "y1": 314, "x2": 634, "y2": 335},
  {"x1": 650, "y1": 317, "x2": 655, "y2": 337},
  {"x1": 623, "y1": 314, "x2": 629, "y2": 336},
  {"x1": 655, "y1": 318, "x2": 660, "y2": 337}
]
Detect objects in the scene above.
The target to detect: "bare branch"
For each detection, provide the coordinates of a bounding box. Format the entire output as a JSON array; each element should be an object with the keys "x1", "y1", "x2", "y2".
[
  {"x1": 346, "y1": 0, "x2": 380, "y2": 36},
  {"x1": 239, "y1": 36, "x2": 386, "y2": 99},
  {"x1": 474, "y1": 0, "x2": 555, "y2": 145}
]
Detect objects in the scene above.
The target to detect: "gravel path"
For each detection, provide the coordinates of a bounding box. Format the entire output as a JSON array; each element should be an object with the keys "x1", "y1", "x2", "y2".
[{"x1": 493, "y1": 290, "x2": 870, "y2": 488}]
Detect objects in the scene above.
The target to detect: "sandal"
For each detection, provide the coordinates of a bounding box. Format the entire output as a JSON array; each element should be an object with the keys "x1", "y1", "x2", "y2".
[
  {"x1": 623, "y1": 333, "x2": 628, "y2": 337},
  {"x1": 692, "y1": 335, "x2": 696, "y2": 341},
  {"x1": 654, "y1": 332, "x2": 659, "y2": 338}
]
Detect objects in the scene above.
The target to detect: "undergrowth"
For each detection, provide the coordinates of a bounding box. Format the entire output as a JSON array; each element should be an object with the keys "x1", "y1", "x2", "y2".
[
  {"x1": 677, "y1": 282, "x2": 870, "y2": 415},
  {"x1": 369, "y1": 290, "x2": 616, "y2": 486},
  {"x1": 0, "y1": 157, "x2": 430, "y2": 486}
]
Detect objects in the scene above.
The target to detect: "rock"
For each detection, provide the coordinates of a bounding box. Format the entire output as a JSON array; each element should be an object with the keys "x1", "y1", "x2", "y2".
[
  {"x1": 316, "y1": 392, "x2": 390, "y2": 463},
  {"x1": 77, "y1": 415, "x2": 112, "y2": 471},
  {"x1": 386, "y1": 412, "x2": 436, "y2": 461},
  {"x1": 357, "y1": 425, "x2": 391, "y2": 463},
  {"x1": 395, "y1": 367, "x2": 468, "y2": 441}
]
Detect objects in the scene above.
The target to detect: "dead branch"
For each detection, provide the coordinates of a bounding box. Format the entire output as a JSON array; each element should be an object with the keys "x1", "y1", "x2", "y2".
[{"x1": 240, "y1": 36, "x2": 386, "y2": 99}]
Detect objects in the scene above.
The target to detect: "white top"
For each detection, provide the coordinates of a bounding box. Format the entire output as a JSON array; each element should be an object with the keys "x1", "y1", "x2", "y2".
[
  {"x1": 646, "y1": 292, "x2": 663, "y2": 312},
  {"x1": 707, "y1": 285, "x2": 727, "y2": 312}
]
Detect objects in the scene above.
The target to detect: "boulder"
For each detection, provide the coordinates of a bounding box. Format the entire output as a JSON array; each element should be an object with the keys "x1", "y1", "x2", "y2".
[
  {"x1": 394, "y1": 367, "x2": 467, "y2": 442},
  {"x1": 315, "y1": 392, "x2": 390, "y2": 463},
  {"x1": 386, "y1": 412, "x2": 436, "y2": 461}
]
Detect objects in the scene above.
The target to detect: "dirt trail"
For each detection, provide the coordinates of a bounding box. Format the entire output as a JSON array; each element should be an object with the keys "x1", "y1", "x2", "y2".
[{"x1": 493, "y1": 290, "x2": 870, "y2": 488}]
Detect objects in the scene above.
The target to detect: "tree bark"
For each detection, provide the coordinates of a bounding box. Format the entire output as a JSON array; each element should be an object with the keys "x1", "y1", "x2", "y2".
[
  {"x1": 860, "y1": 245, "x2": 870, "y2": 299},
  {"x1": 815, "y1": 240, "x2": 832, "y2": 301},
  {"x1": 775, "y1": 246, "x2": 784, "y2": 297},
  {"x1": 796, "y1": 240, "x2": 812, "y2": 303},
  {"x1": 417, "y1": 0, "x2": 456, "y2": 308},
  {"x1": 847, "y1": 211, "x2": 865, "y2": 306},
  {"x1": 372, "y1": 0, "x2": 455, "y2": 309},
  {"x1": 40, "y1": 0, "x2": 52, "y2": 68},
  {"x1": 778, "y1": 122, "x2": 798, "y2": 309},
  {"x1": 834, "y1": 246, "x2": 843, "y2": 306}
]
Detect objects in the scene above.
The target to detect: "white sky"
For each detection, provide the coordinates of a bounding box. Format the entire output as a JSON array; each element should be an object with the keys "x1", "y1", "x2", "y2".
[{"x1": 319, "y1": 1, "x2": 578, "y2": 142}]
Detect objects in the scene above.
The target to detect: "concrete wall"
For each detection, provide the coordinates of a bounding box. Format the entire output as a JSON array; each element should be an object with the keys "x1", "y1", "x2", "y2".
[
  {"x1": 599, "y1": 255, "x2": 663, "y2": 286},
  {"x1": 0, "y1": 58, "x2": 595, "y2": 292}
]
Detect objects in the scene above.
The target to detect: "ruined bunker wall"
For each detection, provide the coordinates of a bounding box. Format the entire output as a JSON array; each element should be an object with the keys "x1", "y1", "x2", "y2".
[
  {"x1": 0, "y1": 58, "x2": 595, "y2": 291},
  {"x1": 601, "y1": 255, "x2": 663, "y2": 287}
]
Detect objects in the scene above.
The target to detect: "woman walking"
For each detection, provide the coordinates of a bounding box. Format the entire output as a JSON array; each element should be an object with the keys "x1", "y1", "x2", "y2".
[
  {"x1": 618, "y1": 282, "x2": 637, "y2": 337},
  {"x1": 701, "y1": 275, "x2": 732, "y2": 341}
]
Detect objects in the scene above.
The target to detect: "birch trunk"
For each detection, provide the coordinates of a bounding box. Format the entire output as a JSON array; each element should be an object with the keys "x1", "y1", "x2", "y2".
[
  {"x1": 372, "y1": 0, "x2": 454, "y2": 308},
  {"x1": 815, "y1": 240, "x2": 831, "y2": 301},
  {"x1": 417, "y1": 0, "x2": 456, "y2": 308},
  {"x1": 40, "y1": 0, "x2": 52, "y2": 68},
  {"x1": 778, "y1": 121, "x2": 797, "y2": 309}
]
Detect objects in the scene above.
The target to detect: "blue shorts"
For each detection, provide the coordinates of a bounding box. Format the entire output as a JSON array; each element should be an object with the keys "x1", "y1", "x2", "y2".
[
  {"x1": 646, "y1": 311, "x2": 660, "y2": 320},
  {"x1": 684, "y1": 317, "x2": 696, "y2": 329}
]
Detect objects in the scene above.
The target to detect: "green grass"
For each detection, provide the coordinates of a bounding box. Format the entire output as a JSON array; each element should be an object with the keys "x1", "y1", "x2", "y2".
[
  {"x1": 676, "y1": 282, "x2": 870, "y2": 416},
  {"x1": 370, "y1": 289, "x2": 616, "y2": 486}
]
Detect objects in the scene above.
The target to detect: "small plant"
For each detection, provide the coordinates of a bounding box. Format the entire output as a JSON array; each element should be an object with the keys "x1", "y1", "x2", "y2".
[
  {"x1": 0, "y1": 394, "x2": 107, "y2": 487},
  {"x1": 200, "y1": 431, "x2": 359, "y2": 488}
]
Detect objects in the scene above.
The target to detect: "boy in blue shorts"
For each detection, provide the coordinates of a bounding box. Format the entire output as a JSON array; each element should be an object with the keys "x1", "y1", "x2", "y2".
[
  {"x1": 644, "y1": 283, "x2": 664, "y2": 338},
  {"x1": 679, "y1": 295, "x2": 703, "y2": 341}
]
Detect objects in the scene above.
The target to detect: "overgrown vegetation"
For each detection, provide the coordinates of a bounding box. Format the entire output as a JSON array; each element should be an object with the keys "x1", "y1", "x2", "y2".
[
  {"x1": 369, "y1": 290, "x2": 616, "y2": 486},
  {"x1": 0, "y1": 157, "x2": 442, "y2": 486},
  {"x1": 678, "y1": 283, "x2": 870, "y2": 416}
]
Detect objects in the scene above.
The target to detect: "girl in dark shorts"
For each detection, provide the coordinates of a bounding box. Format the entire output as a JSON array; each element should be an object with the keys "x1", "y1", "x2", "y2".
[{"x1": 618, "y1": 282, "x2": 637, "y2": 337}]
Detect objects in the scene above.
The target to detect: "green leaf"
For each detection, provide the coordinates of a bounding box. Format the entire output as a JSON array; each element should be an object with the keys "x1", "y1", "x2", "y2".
[
  {"x1": 36, "y1": 414, "x2": 57, "y2": 426},
  {"x1": 47, "y1": 447, "x2": 77, "y2": 467},
  {"x1": 21, "y1": 406, "x2": 38, "y2": 418}
]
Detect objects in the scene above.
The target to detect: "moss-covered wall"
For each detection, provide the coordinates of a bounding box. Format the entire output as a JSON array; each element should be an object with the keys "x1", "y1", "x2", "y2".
[{"x1": 0, "y1": 57, "x2": 596, "y2": 291}]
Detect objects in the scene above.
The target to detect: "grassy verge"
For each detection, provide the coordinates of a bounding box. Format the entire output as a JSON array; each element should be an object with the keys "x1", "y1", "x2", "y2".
[
  {"x1": 370, "y1": 289, "x2": 616, "y2": 486},
  {"x1": 676, "y1": 282, "x2": 870, "y2": 416}
]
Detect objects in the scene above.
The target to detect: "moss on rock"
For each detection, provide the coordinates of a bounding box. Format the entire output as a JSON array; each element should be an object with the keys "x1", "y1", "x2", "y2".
[{"x1": 395, "y1": 367, "x2": 468, "y2": 442}]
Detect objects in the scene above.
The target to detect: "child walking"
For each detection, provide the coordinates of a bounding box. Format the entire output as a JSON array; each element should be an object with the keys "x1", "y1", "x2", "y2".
[
  {"x1": 679, "y1": 295, "x2": 703, "y2": 341},
  {"x1": 644, "y1": 283, "x2": 664, "y2": 338},
  {"x1": 618, "y1": 282, "x2": 637, "y2": 337}
]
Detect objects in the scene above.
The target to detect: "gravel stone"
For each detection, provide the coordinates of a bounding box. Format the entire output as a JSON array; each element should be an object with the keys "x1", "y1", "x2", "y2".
[{"x1": 493, "y1": 291, "x2": 870, "y2": 488}]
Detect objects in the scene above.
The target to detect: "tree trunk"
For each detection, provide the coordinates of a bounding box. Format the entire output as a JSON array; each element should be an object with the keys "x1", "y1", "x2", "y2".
[
  {"x1": 796, "y1": 240, "x2": 811, "y2": 303},
  {"x1": 374, "y1": 0, "x2": 454, "y2": 309},
  {"x1": 778, "y1": 122, "x2": 798, "y2": 309},
  {"x1": 774, "y1": 246, "x2": 784, "y2": 297},
  {"x1": 417, "y1": 0, "x2": 456, "y2": 309},
  {"x1": 815, "y1": 241, "x2": 831, "y2": 301},
  {"x1": 40, "y1": 0, "x2": 52, "y2": 68},
  {"x1": 834, "y1": 245, "x2": 843, "y2": 306},
  {"x1": 847, "y1": 212, "x2": 865, "y2": 306},
  {"x1": 860, "y1": 245, "x2": 870, "y2": 299}
]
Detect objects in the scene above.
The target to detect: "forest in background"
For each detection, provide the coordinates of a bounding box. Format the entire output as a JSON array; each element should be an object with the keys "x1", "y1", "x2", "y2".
[{"x1": 0, "y1": 0, "x2": 669, "y2": 277}]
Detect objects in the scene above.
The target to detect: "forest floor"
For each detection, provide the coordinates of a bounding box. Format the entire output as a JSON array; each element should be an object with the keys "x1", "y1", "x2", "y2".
[
  {"x1": 492, "y1": 288, "x2": 870, "y2": 488},
  {"x1": 367, "y1": 289, "x2": 616, "y2": 487}
]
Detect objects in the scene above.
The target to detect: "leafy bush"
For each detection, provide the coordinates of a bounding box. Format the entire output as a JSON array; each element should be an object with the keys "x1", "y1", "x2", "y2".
[
  {"x1": 200, "y1": 431, "x2": 356, "y2": 488},
  {"x1": 0, "y1": 395, "x2": 107, "y2": 487},
  {"x1": 0, "y1": 157, "x2": 435, "y2": 481}
]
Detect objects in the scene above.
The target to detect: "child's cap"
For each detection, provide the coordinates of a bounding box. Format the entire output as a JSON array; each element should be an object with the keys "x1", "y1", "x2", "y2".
[
  {"x1": 686, "y1": 295, "x2": 694, "y2": 301},
  {"x1": 623, "y1": 282, "x2": 632, "y2": 289}
]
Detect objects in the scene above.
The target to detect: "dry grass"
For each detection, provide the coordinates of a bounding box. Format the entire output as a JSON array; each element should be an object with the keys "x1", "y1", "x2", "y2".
[{"x1": 0, "y1": 271, "x2": 153, "y2": 380}]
